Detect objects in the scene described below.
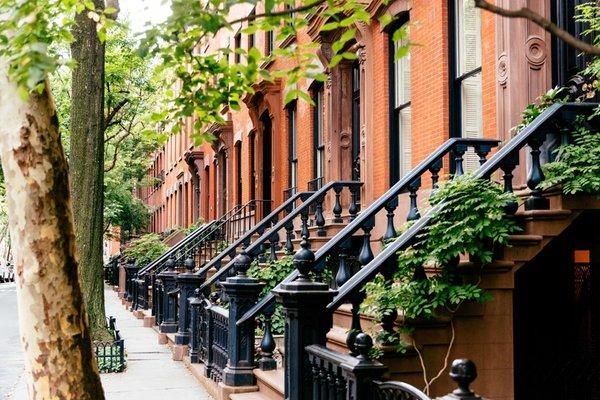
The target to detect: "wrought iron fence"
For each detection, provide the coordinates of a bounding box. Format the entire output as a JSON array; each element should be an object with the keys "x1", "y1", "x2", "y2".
[{"x1": 93, "y1": 316, "x2": 126, "y2": 373}]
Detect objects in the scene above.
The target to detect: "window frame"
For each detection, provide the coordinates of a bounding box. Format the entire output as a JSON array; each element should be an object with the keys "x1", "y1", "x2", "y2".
[
  {"x1": 449, "y1": 0, "x2": 483, "y2": 138},
  {"x1": 387, "y1": 15, "x2": 411, "y2": 184},
  {"x1": 287, "y1": 101, "x2": 298, "y2": 194},
  {"x1": 312, "y1": 84, "x2": 325, "y2": 187}
]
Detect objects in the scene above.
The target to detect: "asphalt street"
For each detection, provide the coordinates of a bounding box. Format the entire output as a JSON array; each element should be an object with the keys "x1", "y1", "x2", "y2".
[{"x1": 0, "y1": 283, "x2": 27, "y2": 399}]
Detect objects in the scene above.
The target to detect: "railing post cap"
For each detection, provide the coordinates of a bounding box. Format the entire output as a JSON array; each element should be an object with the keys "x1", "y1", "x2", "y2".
[
  {"x1": 354, "y1": 332, "x2": 373, "y2": 361},
  {"x1": 184, "y1": 256, "x2": 195, "y2": 272},
  {"x1": 233, "y1": 251, "x2": 252, "y2": 276},
  {"x1": 165, "y1": 257, "x2": 175, "y2": 271},
  {"x1": 293, "y1": 237, "x2": 314, "y2": 280},
  {"x1": 437, "y1": 358, "x2": 483, "y2": 400}
]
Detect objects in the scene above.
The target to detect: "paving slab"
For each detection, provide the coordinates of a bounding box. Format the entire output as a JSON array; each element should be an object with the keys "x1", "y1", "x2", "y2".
[
  {"x1": 1, "y1": 283, "x2": 211, "y2": 400},
  {"x1": 101, "y1": 287, "x2": 213, "y2": 400}
]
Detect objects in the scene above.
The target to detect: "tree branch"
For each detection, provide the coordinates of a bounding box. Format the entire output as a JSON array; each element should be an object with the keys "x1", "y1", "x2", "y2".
[
  {"x1": 227, "y1": 0, "x2": 326, "y2": 26},
  {"x1": 104, "y1": 131, "x2": 131, "y2": 172},
  {"x1": 474, "y1": 0, "x2": 600, "y2": 56},
  {"x1": 104, "y1": 99, "x2": 129, "y2": 133}
]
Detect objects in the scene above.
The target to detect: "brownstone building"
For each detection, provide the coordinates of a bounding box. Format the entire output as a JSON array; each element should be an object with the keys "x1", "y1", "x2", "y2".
[{"x1": 133, "y1": 1, "x2": 598, "y2": 399}]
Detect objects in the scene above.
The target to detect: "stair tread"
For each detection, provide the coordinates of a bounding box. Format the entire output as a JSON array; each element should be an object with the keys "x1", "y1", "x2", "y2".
[
  {"x1": 229, "y1": 392, "x2": 270, "y2": 400},
  {"x1": 254, "y1": 368, "x2": 285, "y2": 396},
  {"x1": 517, "y1": 209, "x2": 572, "y2": 220},
  {"x1": 507, "y1": 234, "x2": 543, "y2": 242}
]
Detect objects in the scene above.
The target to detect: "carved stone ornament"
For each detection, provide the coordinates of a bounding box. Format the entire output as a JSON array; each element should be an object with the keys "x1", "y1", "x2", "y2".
[
  {"x1": 497, "y1": 52, "x2": 508, "y2": 86},
  {"x1": 525, "y1": 36, "x2": 548, "y2": 69}
]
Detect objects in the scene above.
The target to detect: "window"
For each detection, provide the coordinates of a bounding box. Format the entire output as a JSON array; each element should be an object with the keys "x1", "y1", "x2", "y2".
[
  {"x1": 351, "y1": 61, "x2": 361, "y2": 182},
  {"x1": 234, "y1": 33, "x2": 241, "y2": 64},
  {"x1": 235, "y1": 141, "x2": 242, "y2": 206},
  {"x1": 265, "y1": 30, "x2": 274, "y2": 56},
  {"x1": 248, "y1": 9, "x2": 256, "y2": 50},
  {"x1": 390, "y1": 22, "x2": 411, "y2": 182},
  {"x1": 288, "y1": 102, "x2": 298, "y2": 194},
  {"x1": 450, "y1": 0, "x2": 482, "y2": 172},
  {"x1": 313, "y1": 85, "x2": 325, "y2": 189}
]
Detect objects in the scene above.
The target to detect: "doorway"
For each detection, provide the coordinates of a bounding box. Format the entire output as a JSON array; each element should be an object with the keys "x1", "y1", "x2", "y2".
[
  {"x1": 260, "y1": 112, "x2": 272, "y2": 216},
  {"x1": 514, "y1": 211, "x2": 600, "y2": 399},
  {"x1": 551, "y1": 0, "x2": 595, "y2": 86}
]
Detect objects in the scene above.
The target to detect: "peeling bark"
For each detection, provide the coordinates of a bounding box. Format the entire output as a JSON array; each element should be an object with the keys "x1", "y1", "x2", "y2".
[{"x1": 0, "y1": 58, "x2": 105, "y2": 399}]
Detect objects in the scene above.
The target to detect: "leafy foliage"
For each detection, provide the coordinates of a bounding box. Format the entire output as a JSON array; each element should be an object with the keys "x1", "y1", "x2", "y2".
[
  {"x1": 0, "y1": 0, "x2": 115, "y2": 97},
  {"x1": 362, "y1": 177, "x2": 519, "y2": 352},
  {"x1": 123, "y1": 233, "x2": 169, "y2": 268},
  {"x1": 516, "y1": 87, "x2": 567, "y2": 132},
  {"x1": 184, "y1": 219, "x2": 205, "y2": 236},
  {"x1": 248, "y1": 255, "x2": 295, "y2": 335},
  {"x1": 540, "y1": 111, "x2": 600, "y2": 195},
  {"x1": 139, "y1": 0, "x2": 409, "y2": 142},
  {"x1": 577, "y1": 2, "x2": 600, "y2": 94}
]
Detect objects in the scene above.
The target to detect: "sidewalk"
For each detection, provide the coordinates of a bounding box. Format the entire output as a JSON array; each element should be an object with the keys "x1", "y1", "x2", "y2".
[{"x1": 102, "y1": 287, "x2": 213, "y2": 400}]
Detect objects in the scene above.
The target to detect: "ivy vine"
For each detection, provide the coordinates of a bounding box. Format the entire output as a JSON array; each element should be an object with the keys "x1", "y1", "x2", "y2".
[{"x1": 362, "y1": 176, "x2": 520, "y2": 354}]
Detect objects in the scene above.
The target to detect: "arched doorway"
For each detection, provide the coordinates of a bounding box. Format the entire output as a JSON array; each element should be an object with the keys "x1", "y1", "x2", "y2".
[{"x1": 514, "y1": 211, "x2": 600, "y2": 399}]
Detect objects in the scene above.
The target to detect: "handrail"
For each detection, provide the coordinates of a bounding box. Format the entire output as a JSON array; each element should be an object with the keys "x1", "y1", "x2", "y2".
[
  {"x1": 236, "y1": 137, "x2": 500, "y2": 326},
  {"x1": 201, "y1": 180, "x2": 363, "y2": 291},
  {"x1": 194, "y1": 191, "x2": 314, "y2": 278},
  {"x1": 138, "y1": 221, "x2": 214, "y2": 275},
  {"x1": 167, "y1": 199, "x2": 268, "y2": 268},
  {"x1": 326, "y1": 102, "x2": 597, "y2": 311},
  {"x1": 139, "y1": 199, "x2": 260, "y2": 276}
]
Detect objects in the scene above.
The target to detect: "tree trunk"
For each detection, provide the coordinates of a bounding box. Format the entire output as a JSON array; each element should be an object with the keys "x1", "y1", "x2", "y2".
[
  {"x1": 0, "y1": 59, "x2": 105, "y2": 399},
  {"x1": 70, "y1": 0, "x2": 109, "y2": 340}
]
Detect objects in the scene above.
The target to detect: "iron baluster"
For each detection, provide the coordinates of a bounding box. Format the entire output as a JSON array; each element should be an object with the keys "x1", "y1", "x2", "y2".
[
  {"x1": 500, "y1": 153, "x2": 519, "y2": 215},
  {"x1": 383, "y1": 197, "x2": 398, "y2": 242},
  {"x1": 315, "y1": 194, "x2": 326, "y2": 237},
  {"x1": 333, "y1": 186, "x2": 343, "y2": 223},
  {"x1": 453, "y1": 144, "x2": 467, "y2": 177},
  {"x1": 429, "y1": 158, "x2": 443, "y2": 199},
  {"x1": 525, "y1": 135, "x2": 550, "y2": 210},
  {"x1": 358, "y1": 216, "x2": 375, "y2": 267},
  {"x1": 259, "y1": 302, "x2": 277, "y2": 371},
  {"x1": 406, "y1": 177, "x2": 421, "y2": 222},
  {"x1": 335, "y1": 239, "x2": 352, "y2": 289}
]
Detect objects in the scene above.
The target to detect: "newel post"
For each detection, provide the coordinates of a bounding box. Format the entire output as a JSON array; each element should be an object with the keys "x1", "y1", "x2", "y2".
[
  {"x1": 175, "y1": 255, "x2": 203, "y2": 345},
  {"x1": 437, "y1": 359, "x2": 483, "y2": 400},
  {"x1": 273, "y1": 238, "x2": 337, "y2": 400},
  {"x1": 221, "y1": 251, "x2": 264, "y2": 386},
  {"x1": 158, "y1": 257, "x2": 179, "y2": 333}
]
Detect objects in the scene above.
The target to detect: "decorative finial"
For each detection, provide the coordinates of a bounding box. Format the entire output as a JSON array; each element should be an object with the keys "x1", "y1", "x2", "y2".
[
  {"x1": 233, "y1": 251, "x2": 251, "y2": 276},
  {"x1": 184, "y1": 255, "x2": 195, "y2": 272},
  {"x1": 450, "y1": 359, "x2": 477, "y2": 397},
  {"x1": 165, "y1": 257, "x2": 175, "y2": 271},
  {"x1": 354, "y1": 332, "x2": 373, "y2": 361},
  {"x1": 293, "y1": 237, "x2": 314, "y2": 281}
]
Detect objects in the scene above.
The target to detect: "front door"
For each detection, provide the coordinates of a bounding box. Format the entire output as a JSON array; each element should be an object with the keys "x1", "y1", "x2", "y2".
[{"x1": 514, "y1": 211, "x2": 600, "y2": 399}]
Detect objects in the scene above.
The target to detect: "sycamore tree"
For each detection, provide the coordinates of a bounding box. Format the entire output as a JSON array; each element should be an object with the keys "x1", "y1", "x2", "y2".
[
  {"x1": 0, "y1": 0, "x2": 597, "y2": 396},
  {"x1": 0, "y1": 1, "x2": 386, "y2": 395}
]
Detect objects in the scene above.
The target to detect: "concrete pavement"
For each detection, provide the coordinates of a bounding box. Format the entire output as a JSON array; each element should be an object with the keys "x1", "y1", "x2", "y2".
[
  {"x1": 0, "y1": 283, "x2": 212, "y2": 400},
  {"x1": 101, "y1": 286, "x2": 213, "y2": 399}
]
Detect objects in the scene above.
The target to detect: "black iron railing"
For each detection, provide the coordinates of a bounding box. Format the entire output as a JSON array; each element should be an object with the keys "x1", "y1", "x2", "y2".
[
  {"x1": 93, "y1": 316, "x2": 126, "y2": 373},
  {"x1": 237, "y1": 137, "x2": 500, "y2": 328},
  {"x1": 326, "y1": 103, "x2": 597, "y2": 316},
  {"x1": 200, "y1": 180, "x2": 363, "y2": 294},
  {"x1": 194, "y1": 192, "x2": 313, "y2": 281}
]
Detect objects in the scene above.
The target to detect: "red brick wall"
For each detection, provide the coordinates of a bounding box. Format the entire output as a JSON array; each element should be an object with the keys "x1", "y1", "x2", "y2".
[{"x1": 139, "y1": 0, "x2": 503, "y2": 235}]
